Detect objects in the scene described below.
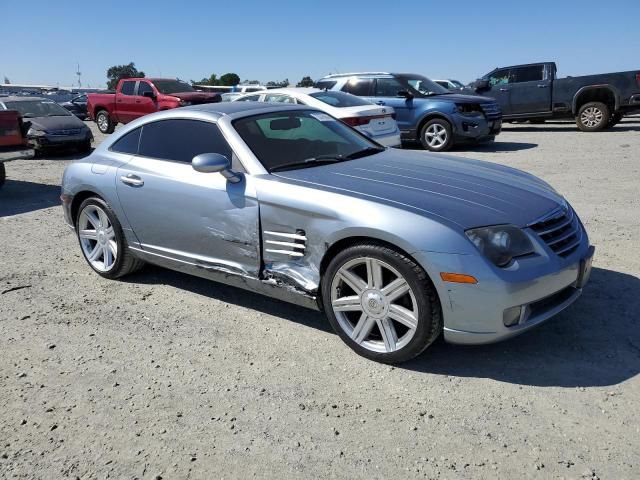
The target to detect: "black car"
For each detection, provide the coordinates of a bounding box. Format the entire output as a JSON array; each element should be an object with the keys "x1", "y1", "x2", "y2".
[
  {"x1": 61, "y1": 94, "x2": 88, "y2": 120},
  {"x1": 0, "y1": 96, "x2": 93, "y2": 154}
]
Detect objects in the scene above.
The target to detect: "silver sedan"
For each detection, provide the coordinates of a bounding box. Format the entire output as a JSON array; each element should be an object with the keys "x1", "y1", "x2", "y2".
[{"x1": 61, "y1": 103, "x2": 594, "y2": 363}]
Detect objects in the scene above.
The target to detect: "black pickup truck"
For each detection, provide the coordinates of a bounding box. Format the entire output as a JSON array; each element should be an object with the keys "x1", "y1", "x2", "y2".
[{"x1": 469, "y1": 62, "x2": 640, "y2": 131}]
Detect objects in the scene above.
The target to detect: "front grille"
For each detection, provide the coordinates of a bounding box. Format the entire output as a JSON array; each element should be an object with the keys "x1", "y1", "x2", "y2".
[
  {"x1": 526, "y1": 286, "x2": 577, "y2": 321},
  {"x1": 48, "y1": 128, "x2": 82, "y2": 136},
  {"x1": 480, "y1": 102, "x2": 502, "y2": 120},
  {"x1": 528, "y1": 207, "x2": 582, "y2": 258}
]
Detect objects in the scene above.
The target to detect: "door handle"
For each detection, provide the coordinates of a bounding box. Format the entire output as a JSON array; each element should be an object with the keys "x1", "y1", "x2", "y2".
[
  {"x1": 135, "y1": 100, "x2": 141, "y2": 103},
  {"x1": 499, "y1": 88, "x2": 509, "y2": 92},
  {"x1": 537, "y1": 84, "x2": 548, "y2": 88},
  {"x1": 376, "y1": 101, "x2": 386, "y2": 105},
  {"x1": 120, "y1": 174, "x2": 144, "y2": 187}
]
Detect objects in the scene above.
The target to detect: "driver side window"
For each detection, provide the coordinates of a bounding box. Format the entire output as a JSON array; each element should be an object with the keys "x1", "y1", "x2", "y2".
[
  {"x1": 137, "y1": 82, "x2": 154, "y2": 97},
  {"x1": 488, "y1": 69, "x2": 510, "y2": 86},
  {"x1": 375, "y1": 78, "x2": 405, "y2": 97}
]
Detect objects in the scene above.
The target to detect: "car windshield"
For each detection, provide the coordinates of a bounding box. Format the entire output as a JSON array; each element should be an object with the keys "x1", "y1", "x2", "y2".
[
  {"x1": 3, "y1": 99, "x2": 71, "y2": 118},
  {"x1": 233, "y1": 110, "x2": 383, "y2": 172},
  {"x1": 152, "y1": 79, "x2": 195, "y2": 94},
  {"x1": 400, "y1": 75, "x2": 450, "y2": 96},
  {"x1": 309, "y1": 91, "x2": 372, "y2": 107}
]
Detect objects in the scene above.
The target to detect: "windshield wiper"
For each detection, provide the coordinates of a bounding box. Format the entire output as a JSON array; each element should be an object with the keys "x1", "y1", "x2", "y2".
[
  {"x1": 270, "y1": 155, "x2": 345, "y2": 172},
  {"x1": 345, "y1": 146, "x2": 385, "y2": 159}
]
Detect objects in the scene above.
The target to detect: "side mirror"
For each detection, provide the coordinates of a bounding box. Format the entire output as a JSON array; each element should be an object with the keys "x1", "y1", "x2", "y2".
[
  {"x1": 473, "y1": 79, "x2": 490, "y2": 90},
  {"x1": 142, "y1": 91, "x2": 156, "y2": 99},
  {"x1": 397, "y1": 90, "x2": 413, "y2": 100},
  {"x1": 192, "y1": 153, "x2": 241, "y2": 183}
]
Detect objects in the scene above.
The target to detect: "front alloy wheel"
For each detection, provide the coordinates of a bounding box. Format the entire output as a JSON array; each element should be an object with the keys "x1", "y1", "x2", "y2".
[
  {"x1": 420, "y1": 119, "x2": 453, "y2": 151},
  {"x1": 322, "y1": 243, "x2": 442, "y2": 363}
]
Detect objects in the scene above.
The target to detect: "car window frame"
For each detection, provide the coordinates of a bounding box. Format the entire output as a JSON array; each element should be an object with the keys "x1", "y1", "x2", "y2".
[
  {"x1": 510, "y1": 65, "x2": 545, "y2": 84},
  {"x1": 136, "y1": 81, "x2": 154, "y2": 97},
  {"x1": 108, "y1": 118, "x2": 246, "y2": 172},
  {"x1": 120, "y1": 80, "x2": 136, "y2": 96},
  {"x1": 341, "y1": 78, "x2": 374, "y2": 96},
  {"x1": 374, "y1": 77, "x2": 406, "y2": 97}
]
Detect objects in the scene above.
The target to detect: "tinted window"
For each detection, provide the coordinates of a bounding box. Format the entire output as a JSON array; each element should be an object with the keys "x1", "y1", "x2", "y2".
[
  {"x1": 309, "y1": 91, "x2": 371, "y2": 107},
  {"x1": 511, "y1": 65, "x2": 544, "y2": 83},
  {"x1": 435, "y1": 81, "x2": 449, "y2": 89},
  {"x1": 315, "y1": 80, "x2": 337, "y2": 90},
  {"x1": 342, "y1": 79, "x2": 373, "y2": 96},
  {"x1": 110, "y1": 127, "x2": 141, "y2": 154},
  {"x1": 264, "y1": 94, "x2": 295, "y2": 104},
  {"x1": 137, "y1": 82, "x2": 153, "y2": 96},
  {"x1": 138, "y1": 119, "x2": 232, "y2": 163},
  {"x1": 152, "y1": 79, "x2": 194, "y2": 94},
  {"x1": 375, "y1": 78, "x2": 405, "y2": 97},
  {"x1": 233, "y1": 110, "x2": 378, "y2": 172},
  {"x1": 120, "y1": 81, "x2": 136, "y2": 95},
  {"x1": 488, "y1": 69, "x2": 510, "y2": 86}
]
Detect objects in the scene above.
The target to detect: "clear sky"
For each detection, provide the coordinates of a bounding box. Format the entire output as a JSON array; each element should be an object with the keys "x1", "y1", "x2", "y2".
[{"x1": 2, "y1": 0, "x2": 639, "y2": 88}]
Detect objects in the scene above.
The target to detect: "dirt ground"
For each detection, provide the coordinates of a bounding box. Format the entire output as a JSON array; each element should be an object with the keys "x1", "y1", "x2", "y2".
[{"x1": 1, "y1": 118, "x2": 639, "y2": 480}]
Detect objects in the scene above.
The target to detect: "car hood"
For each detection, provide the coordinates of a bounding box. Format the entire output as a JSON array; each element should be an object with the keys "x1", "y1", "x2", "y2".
[
  {"x1": 169, "y1": 92, "x2": 221, "y2": 103},
  {"x1": 27, "y1": 115, "x2": 87, "y2": 132},
  {"x1": 273, "y1": 150, "x2": 565, "y2": 230},
  {"x1": 427, "y1": 93, "x2": 494, "y2": 104}
]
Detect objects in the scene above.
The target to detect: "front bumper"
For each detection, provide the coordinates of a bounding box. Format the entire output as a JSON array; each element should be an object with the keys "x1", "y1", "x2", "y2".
[
  {"x1": 372, "y1": 131, "x2": 402, "y2": 148},
  {"x1": 32, "y1": 132, "x2": 93, "y2": 149},
  {"x1": 413, "y1": 233, "x2": 594, "y2": 345},
  {"x1": 451, "y1": 114, "x2": 502, "y2": 143}
]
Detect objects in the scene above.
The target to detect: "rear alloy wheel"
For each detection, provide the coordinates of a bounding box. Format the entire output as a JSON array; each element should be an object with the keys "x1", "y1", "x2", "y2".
[
  {"x1": 95, "y1": 110, "x2": 116, "y2": 134},
  {"x1": 76, "y1": 197, "x2": 143, "y2": 279},
  {"x1": 322, "y1": 243, "x2": 442, "y2": 363},
  {"x1": 576, "y1": 102, "x2": 610, "y2": 132},
  {"x1": 420, "y1": 119, "x2": 453, "y2": 151}
]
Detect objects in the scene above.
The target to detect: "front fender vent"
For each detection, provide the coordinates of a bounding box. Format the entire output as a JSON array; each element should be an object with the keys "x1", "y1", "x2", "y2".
[{"x1": 264, "y1": 230, "x2": 306, "y2": 257}]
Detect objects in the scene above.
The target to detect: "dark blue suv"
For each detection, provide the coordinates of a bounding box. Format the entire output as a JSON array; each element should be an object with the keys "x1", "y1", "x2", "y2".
[{"x1": 316, "y1": 72, "x2": 502, "y2": 151}]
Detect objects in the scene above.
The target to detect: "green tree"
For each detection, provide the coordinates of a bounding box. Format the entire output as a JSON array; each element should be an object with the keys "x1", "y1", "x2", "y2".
[
  {"x1": 192, "y1": 73, "x2": 219, "y2": 86},
  {"x1": 219, "y1": 73, "x2": 241, "y2": 86},
  {"x1": 266, "y1": 79, "x2": 289, "y2": 88},
  {"x1": 296, "y1": 76, "x2": 315, "y2": 87},
  {"x1": 106, "y1": 62, "x2": 145, "y2": 90}
]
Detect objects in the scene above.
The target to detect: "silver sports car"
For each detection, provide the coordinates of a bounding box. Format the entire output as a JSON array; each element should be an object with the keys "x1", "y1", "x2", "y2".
[{"x1": 61, "y1": 103, "x2": 594, "y2": 363}]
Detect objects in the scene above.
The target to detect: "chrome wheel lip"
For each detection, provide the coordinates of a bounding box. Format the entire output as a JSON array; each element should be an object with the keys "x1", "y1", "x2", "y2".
[
  {"x1": 580, "y1": 107, "x2": 603, "y2": 128},
  {"x1": 330, "y1": 257, "x2": 418, "y2": 354},
  {"x1": 425, "y1": 123, "x2": 448, "y2": 148},
  {"x1": 78, "y1": 204, "x2": 117, "y2": 272}
]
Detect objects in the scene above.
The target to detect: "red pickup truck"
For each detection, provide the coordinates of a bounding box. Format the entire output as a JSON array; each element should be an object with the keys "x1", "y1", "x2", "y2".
[{"x1": 87, "y1": 78, "x2": 221, "y2": 133}]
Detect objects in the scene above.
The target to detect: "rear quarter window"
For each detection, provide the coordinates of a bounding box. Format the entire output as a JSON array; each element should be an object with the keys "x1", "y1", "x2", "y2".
[{"x1": 110, "y1": 127, "x2": 141, "y2": 154}]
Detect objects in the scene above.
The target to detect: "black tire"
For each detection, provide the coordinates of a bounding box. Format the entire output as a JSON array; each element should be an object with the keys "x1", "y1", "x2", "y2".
[
  {"x1": 606, "y1": 112, "x2": 623, "y2": 128},
  {"x1": 529, "y1": 119, "x2": 546, "y2": 124},
  {"x1": 95, "y1": 110, "x2": 116, "y2": 134},
  {"x1": 576, "y1": 101, "x2": 610, "y2": 132},
  {"x1": 321, "y1": 242, "x2": 443, "y2": 364},
  {"x1": 419, "y1": 118, "x2": 453, "y2": 152},
  {"x1": 0, "y1": 162, "x2": 5, "y2": 188},
  {"x1": 75, "y1": 197, "x2": 144, "y2": 279}
]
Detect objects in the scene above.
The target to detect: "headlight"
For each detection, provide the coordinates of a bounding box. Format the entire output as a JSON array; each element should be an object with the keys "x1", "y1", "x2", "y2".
[
  {"x1": 466, "y1": 225, "x2": 534, "y2": 267},
  {"x1": 27, "y1": 128, "x2": 46, "y2": 137},
  {"x1": 179, "y1": 100, "x2": 191, "y2": 107}
]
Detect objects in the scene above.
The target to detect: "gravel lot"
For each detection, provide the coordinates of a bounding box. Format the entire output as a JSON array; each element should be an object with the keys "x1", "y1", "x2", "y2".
[{"x1": 1, "y1": 118, "x2": 639, "y2": 479}]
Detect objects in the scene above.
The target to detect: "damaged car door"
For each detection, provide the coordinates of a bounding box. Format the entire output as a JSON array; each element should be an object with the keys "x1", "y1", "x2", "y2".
[{"x1": 115, "y1": 118, "x2": 261, "y2": 277}]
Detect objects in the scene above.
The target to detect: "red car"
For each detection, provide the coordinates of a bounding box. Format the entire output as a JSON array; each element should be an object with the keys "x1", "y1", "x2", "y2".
[
  {"x1": 0, "y1": 110, "x2": 34, "y2": 189},
  {"x1": 87, "y1": 78, "x2": 221, "y2": 133}
]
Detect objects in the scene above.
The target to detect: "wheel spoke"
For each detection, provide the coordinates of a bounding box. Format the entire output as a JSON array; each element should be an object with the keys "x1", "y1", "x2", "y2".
[
  {"x1": 332, "y1": 295, "x2": 362, "y2": 312},
  {"x1": 79, "y1": 229, "x2": 97, "y2": 241},
  {"x1": 104, "y1": 226, "x2": 115, "y2": 240},
  {"x1": 88, "y1": 244, "x2": 102, "y2": 262},
  {"x1": 382, "y1": 277, "x2": 410, "y2": 302},
  {"x1": 388, "y1": 304, "x2": 418, "y2": 330},
  {"x1": 366, "y1": 258, "x2": 383, "y2": 289},
  {"x1": 103, "y1": 245, "x2": 112, "y2": 268},
  {"x1": 97, "y1": 209, "x2": 109, "y2": 228},
  {"x1": 84, "y1": 210, "x2": 100, "y2": 229},
  {"x1": 377, "y1": 317, "x2": 398, "y2": 352},
  {"x1": 351, "y1": 314, "x2": 376, "y2": 344},
  {"x1": 337, "y1": 269, "x2": 367, "y2": 295}
]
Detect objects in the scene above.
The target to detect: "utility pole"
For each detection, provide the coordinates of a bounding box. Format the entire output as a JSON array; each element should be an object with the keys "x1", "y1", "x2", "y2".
[{"x1": 76, "y1": 63, "x2": 82, "y2": 88}]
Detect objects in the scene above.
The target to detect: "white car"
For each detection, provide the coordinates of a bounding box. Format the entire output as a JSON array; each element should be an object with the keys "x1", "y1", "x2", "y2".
[
  {"x1": 433, "y1": 79, "x2": 465, "y2": 91},
  {"x1": 233, "y1": 87, "x2": 401, "y2": 147}
]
